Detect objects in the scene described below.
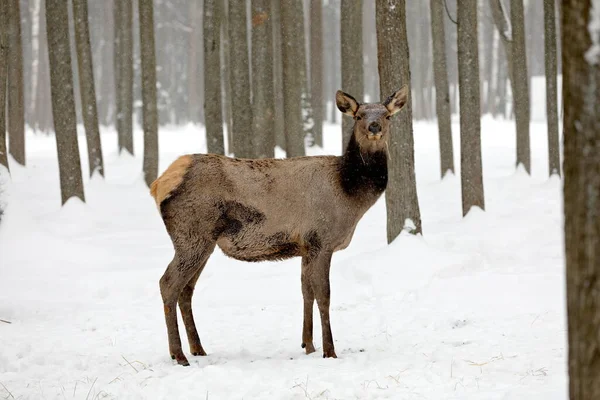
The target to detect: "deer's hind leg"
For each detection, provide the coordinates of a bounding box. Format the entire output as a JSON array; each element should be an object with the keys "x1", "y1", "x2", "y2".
[
  {"x1": 178, "y1": 263, "x2": 208, "y2": 356},
  {"x1": 301, "y1": 256, "x2": 316, "y2": 354},
  {"x1": 160, "y1": 239, "x2": 215, "y2": 366}
]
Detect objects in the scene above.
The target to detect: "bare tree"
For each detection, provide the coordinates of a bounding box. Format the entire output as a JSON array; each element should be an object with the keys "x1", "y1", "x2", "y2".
[
  {"x1": 73, "y1": 0, "x2": 104, "y2": 178},
  {"x1": 251, "y1": 0, "x2": 275, "y2": 158},
  {"x1": 375, "y1": 0, "x2": 422, "y2": 240},
  {"x1": 309, "y1": 0, "x2": 323, "y2": 148},
  {"x1": 115, "y1": 0, "x2": 134, "y2": 155},
  {"x1": 340, "y1": 0, "x2": 363, "y2": 146},
  {"x1": 563, "y1": 1, "x2": 600, "y2": 398},
  {"x1": 457, "y1": 0, "x2": 485, "y2": 216},
  {"x1": 543, "y1": 0, "x2": 559, "y2": 177},
  {"x1": 7, "y1": 0, "x2": 25, "y2": 165},
  {"x1": 204, "y1": 0, "x2": 225, "y2": 155},
  {"x1": 139, "y1": 0, "x2": 159, "y2": 186},
  {"x1": 228, "y1": 1, "x2": 254, "y2": 158},
  {"x1": 281, "y1": 0, "x2": 306, "y2": 157},
  {"x1": 430, "y1": 0, "x2": 454, "y2": 178},
  {"x1": 46, "y1": 0, "x2": 85, "y2": 204},
  {"x1": 0, "y1": 0, "x2": 8, "y2": 170}
]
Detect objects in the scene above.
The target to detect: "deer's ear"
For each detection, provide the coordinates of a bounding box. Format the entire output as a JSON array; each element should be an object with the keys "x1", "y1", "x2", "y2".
[
  {"x1": 383, "y1": 85, "x2": 409, "y2": 116},
  {"x1": 336, "y1": 90, "x2": 359, "y2": 116}
]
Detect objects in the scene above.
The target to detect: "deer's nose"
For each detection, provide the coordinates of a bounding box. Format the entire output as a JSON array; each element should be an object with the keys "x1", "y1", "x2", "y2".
[{"x1": 368, "y1": 122, "x2": 381, "y2": 134}]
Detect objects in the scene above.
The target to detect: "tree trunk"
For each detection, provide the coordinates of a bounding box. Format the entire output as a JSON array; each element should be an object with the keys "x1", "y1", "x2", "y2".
[
  {"x1": 482, "y1": 1, "x2": 495, "y2": 114},
  {"x1": 281, "y1": 0, "x2": 306, "y2": 157},
  {"x1": 430, "y1": 0, "x2": 454, "y2": 178},
  {"x1": 251, "y1": 0, "x2": 275, "y2": 158},
  {"x1": 309, "y1": 0, "x2": 323, "y2": 148},
  {"x1": 116, "y1": 0, "x2": 134, "y2": 155},
  {"x1": 73, "y1": 0, "x2": 104, "y2": 178},
  {"x1": 543, "y1": 0, "x2": 559, "y2": 177},
  {"x1": 271, "y1": 0, "x2": 285, "y2": 149},
  {"x1": 29, "y1": 0, "x2": 41, "y2": 121},
  {"x1": 139, "y1": 0, "x2": 158, "y2": 187},
  {"x1": 375, "y1": 0, "x2": 422, "y2": 240},
  {"x1": 0, "y1": 0, "x2": 9, "y2": 170},
  {"x1": 7, "y1": 0, "x2": 25, "y2": 165},
  {"x1": 510, "y1": 0, "x2": 530, "y2": 174},
  {"x1": 489, "y1": 0, "x2": 516, "y2": 118},
  {"x1": 205, "y1": 0, "x2": 225, "y2": 155},
  {"x1": 221, "y1": 0, "x2": 234, "y2": 153},
  {"x1": 187, "y1": 1, "x2": 203, "y2": 125},
  {"x1": 341, "y1": 0, "x2": 364, "y2": 147},
  {"x1": 228, "y1": 0, "x2": 254, "y2": 158},
  {"x1": 563, "y1": 2, "x2": 600, "y2": 398},
  {"x1": 46, "y1": 0, "x2": 85, "y2": 204},
  {"x1": 457, "y1": 0, "x2": 485, "y2": 216}
]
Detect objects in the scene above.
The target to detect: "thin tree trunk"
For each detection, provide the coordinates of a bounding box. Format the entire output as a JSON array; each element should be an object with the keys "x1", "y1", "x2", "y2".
[
  {"x1": 281, "y1": 0, "x2": 306, "y2": 157},
  {"x1": 271, "y1": 0, "x2": 285, "y2": 149},
  {"x1": 228, "y1": 1, "x2": 254, "y2": 158},
  {"x1": 510, "y1": 0, "x2": 530, "y2": 174},
  {"x1": 489, "y1": 0, "x2": 516, "y2": 115},
  {"x1": 114, "y1": 0, "x2": 122, "y2": 146},
  {"x1": 543, "y1": 0, "x2": 559, "y2": 177},
  {"x1": 116, "y1": 0, "x2": 134, "y2": 155},
  {"x1": 205, "y1": 0, "x2": 225, "y2": 155},
  {"x1": 139, "y1": 0, "x2": 158, "y2": 187},
  {"x1": 46, "y1": 0, "x2": 85, "y2": 204},
  {"x1": 73, "y1": 0, "x2": 104, "y2": 178},
  {"x1": 29, "y1": 0, "x2": 41, "y2": 121},
  {"x1": 0, "y1": 0, "x2": 9, "y2": 170},
  {"x1": 430, "y1": 0, "x2": 454, "y2": 178},
  {"x1": 251, "y1": 0, "x2": 275, "y2": 158},
  {"x1": 7, "y1": 0, "x2": 25, "y2": 165},
  {"x1": 457, "y1": 0, "x2": 485, "y2": 216},
  {"x1": 482, "y1": 2, "x2": 495, "y2": 114},
  {"x1": 309, "y1": 0, "x2": 323, "y2": 148},
  {"x1": 376, "y1": 0, "x2": 422, "y2": 240},
  {"x1": 341, "y1": 0, "x2": 364, "y2": 147},
  {"x1": 563, "y1": 2, "x2": 600, "y2": 398},
  {"x1": 221, "y1": 0, "x2": 234, "y2": 153}
]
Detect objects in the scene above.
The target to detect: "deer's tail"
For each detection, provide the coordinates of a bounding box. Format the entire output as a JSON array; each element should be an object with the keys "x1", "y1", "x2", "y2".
[{"x1": 150, "y1": 155, "x2": 193, "y2": 209}]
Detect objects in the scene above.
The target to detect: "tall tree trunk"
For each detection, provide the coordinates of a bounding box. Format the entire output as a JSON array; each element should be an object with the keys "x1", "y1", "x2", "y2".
[
  {"x1": 309, "y1": 0, "x2": 323, "y2": 148},
  {"x1": 510, "y1": 0, "x2": 530, "y2": 174},
  {"x1": 482, "y1": 1, "x2": 495, "y2": 114},
  {"x1": 228, "y1": 1, "x2": 254, "y2": 158},
  {"x1": 35, "y1": 0, "x2": 53, "y2": 133},
  {"x1": 73, "y1": 0, "x2": 104, "y2": 178},
  {"x1": 543, "y1": 0, "x2": 559, "y2": 177},
  {"x1": 376, "y1": 0, "x2": 422, "y2": 240},
  {"x1": 251, "y1": 0, "x2": 275, "y2": 158},
  {"x1": 139, "y1": 0, "x2": 158, "y2": 187},
  {"x1": 221, "y1": 0, "x2": 234, "y2": 153},
  {"x1": 563, "y1": 2, "x2": 600, "y2": 398},
  {"x1": 271, "y1": 0, "x2": 285, "y2": 149},
  {"x1": 0, "y1": 0, "x2": 9, "y2": 170},
  {"x1": 116, "y1": 0, "x2": 134, "y2": 155},
  {"x1": 187, "y1": 1, "x2": 203, "y2": 125},
  {"x1": 113, "y1": 0, "x2": 122, "y2": 146},
  {"x1": 489, "y1": 0, "x2": 516, "y2": 117},
  {"x1": 205, "y1": 0, "x2": 225, "y2": 155},
  {"x1": 281, "y1": 0, "x2": 306, "y2": 157},
  {"x1": 430, "y1": 0, "x2": 454, "y2": 178},
  {"x1": 29, "y1": 0, "x2": 41, "y2": 122},
  {"x1": 46, "y1": 0, "x2": 85, "y2": 204},
  {"x1": 7, "y1": 0, "x2": 25, "y2": 165},
  {"x1": 340, "y1": 0, "x2": 364, "y2": 147},
  {"x1": 457, "y1": 0, "x2": 485, "y2": 216}
]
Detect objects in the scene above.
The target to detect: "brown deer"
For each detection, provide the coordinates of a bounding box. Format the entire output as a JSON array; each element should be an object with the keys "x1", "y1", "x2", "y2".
[{"x1": 150, "y1": 86, "x2": 408, "y2": 366}]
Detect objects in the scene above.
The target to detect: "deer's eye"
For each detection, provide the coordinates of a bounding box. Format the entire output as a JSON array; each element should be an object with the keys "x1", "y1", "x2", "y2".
[
  {"x1": 355, "y1": 116, "x2": 362, "y2": 121},
  {"x1": 386, "y1": 115, "x2": 391, "y2": 120}
]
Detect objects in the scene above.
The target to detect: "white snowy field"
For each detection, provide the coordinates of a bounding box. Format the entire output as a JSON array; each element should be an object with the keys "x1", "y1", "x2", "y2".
[{"x1": 0, "y1": 119, "x2": 566, "y2": 399}]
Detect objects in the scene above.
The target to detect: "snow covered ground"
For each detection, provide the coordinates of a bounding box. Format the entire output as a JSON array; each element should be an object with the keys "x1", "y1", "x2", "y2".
[{"x1": 0, "y1": 119, "x2": 566, "y2": 399}]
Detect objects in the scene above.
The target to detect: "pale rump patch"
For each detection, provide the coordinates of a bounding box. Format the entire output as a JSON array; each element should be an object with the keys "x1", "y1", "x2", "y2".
[{"x1": 150, "y1": 155, "x2": 193, "y2": 207}]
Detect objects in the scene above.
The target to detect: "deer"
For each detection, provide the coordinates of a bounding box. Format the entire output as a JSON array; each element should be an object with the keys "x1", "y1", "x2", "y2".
[{"x1": 150, "y1": 86, "x2": 409, "y2": 366}]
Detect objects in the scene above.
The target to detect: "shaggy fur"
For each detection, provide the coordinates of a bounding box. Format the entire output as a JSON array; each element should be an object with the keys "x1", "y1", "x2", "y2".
[{"x1": 152, "y1": 86, "x2": 408, "y2": 366}]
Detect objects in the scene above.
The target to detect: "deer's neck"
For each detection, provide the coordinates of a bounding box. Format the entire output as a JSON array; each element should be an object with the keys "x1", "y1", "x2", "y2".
[{"x1": 339, "y1": 133, "x2": 388, "y2": 198}]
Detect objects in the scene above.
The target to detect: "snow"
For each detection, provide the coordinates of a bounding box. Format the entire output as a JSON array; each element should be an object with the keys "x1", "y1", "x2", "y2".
[{"x1": 0, "y1": 120, "x2": 567, "y2": 399}]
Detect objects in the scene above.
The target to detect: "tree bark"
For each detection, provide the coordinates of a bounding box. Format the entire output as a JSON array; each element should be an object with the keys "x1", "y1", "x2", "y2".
[
  {"x1": 228, "y1": 0, "x2": 254, "y2": 158},
  {"x1": 341, "y1": 0, "x2": 363, "y2": 147},
  {"x1": 510, "y1": 0, "x2": 530, "y2": 174},
  {"x1": 29, "y1": 0, "x2": 41, "y2": 121},
  {"x1": 0, "y1": 0, "x2": 9, "y2": 170},
  {"x1": 281, "y1": 0, "x2": 306, "y2": 157},
  {"x1": 563, "y1": 1, "x2": 600, "y2": 398},
  {"x1": 116, "y1": 0, "x2": 134, "y2": 155},
  {"x1": 73, "y1": 0, "x2": 104, "y2": 178},
  {"x1": 430, "y1": 0, "x2": 455, "y2": 178},
  {"x1": 309, "y1": 0, "x2": 323, "y2": 148},
  {"x1": 376, "y1": 0, "x2": 422, "y2": 240},
  {"x1": 7, "y1": 0, "x2": 25, "y2": 165},
  {"x1": 139, "y1": 0, "x2": 159, "y2": 187},
  {"x1": 457, "y1": 0, "x2": 485, "y2": 216},
  {"x1": 271, "y1": 0, "x2": 285, "y2": 149},
  {"x1": 543, "y1": 0, "x2": 559, "y2": 177},
  {"x1": 46, "y1": 0, "x2": 85, "y2": 204},
  {"x1": 251, "y1": 0, "x2": 275, "y2": 158},
  {"x1": 205, "y1": 0, "x2": 225, "y2": 155},
  {"x1": 221, "y1": 0, "x2": 234, "y2": 153}
]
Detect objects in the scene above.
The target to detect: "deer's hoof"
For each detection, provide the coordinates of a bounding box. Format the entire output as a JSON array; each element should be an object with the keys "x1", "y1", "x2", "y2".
[
  {"x1": 323, "y1": 349, "x2": 337, "y2": 359},
  {"x1": 302, "y1": 342, "x2": 316, "y2": 355},
  {"x1": 191, "y1": 350, "x2": 207, "y2": 356},
  {"x1": 171, "y1": 352, "x2": 190, "y2": 366}
]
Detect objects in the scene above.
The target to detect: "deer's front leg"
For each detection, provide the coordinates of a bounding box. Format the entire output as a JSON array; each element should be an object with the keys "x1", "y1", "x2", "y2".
[
  {"x1": 310, "y1": 251, "x2": 337, "y2": 358},
  {"x1": 301, "y1": 256, "x2": 316, "y2": 354}
]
